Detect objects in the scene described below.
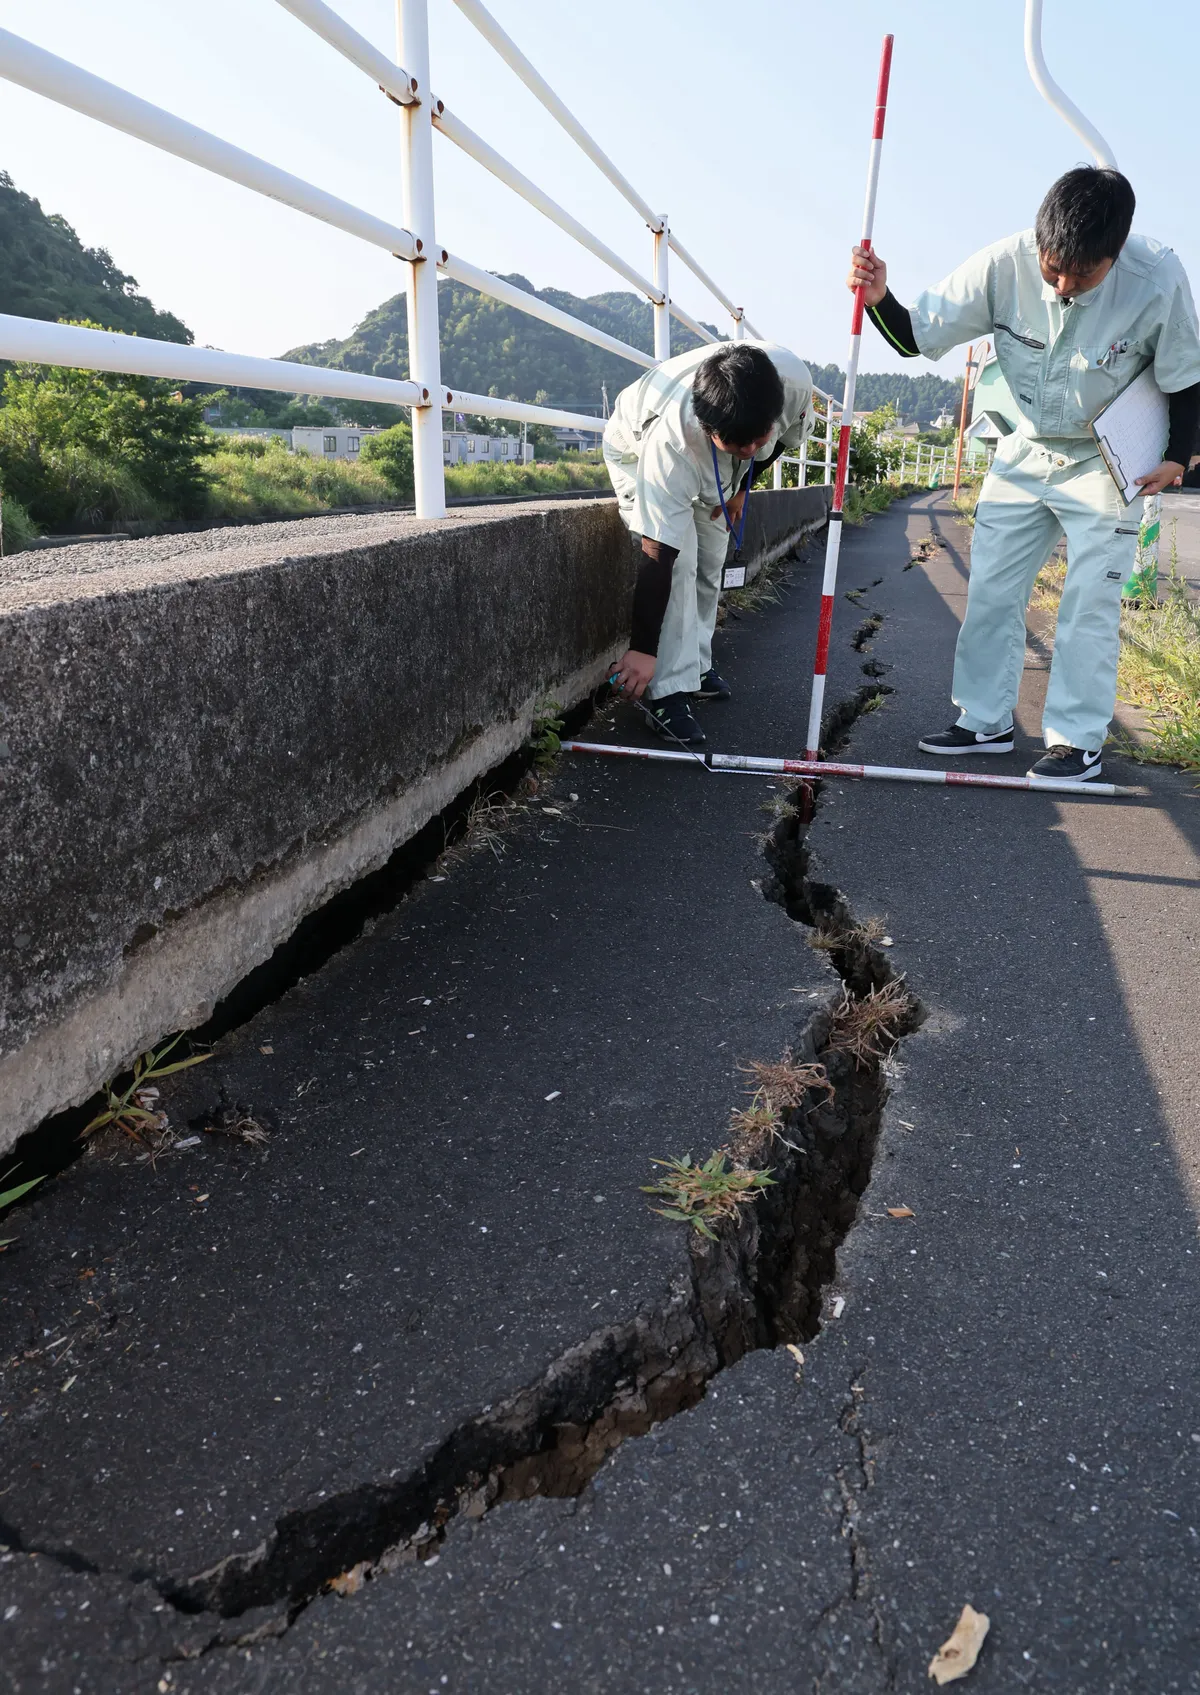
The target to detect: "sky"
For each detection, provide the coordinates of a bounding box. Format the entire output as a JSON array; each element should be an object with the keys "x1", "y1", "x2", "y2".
[{"x1": 1, "y1": 0, "x2": 1197, "y2": 402}]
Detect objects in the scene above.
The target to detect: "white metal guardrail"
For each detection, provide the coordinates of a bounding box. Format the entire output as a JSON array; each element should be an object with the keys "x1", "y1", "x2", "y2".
[{"x1": 0, "y1": 1, "x2": 850, "y2": 518}]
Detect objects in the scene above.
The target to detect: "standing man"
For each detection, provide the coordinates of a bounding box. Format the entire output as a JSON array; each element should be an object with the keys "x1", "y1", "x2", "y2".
[
  {"x1": 603, "y1": 341, "x2": 813, "y2": 745},
  {"x1": 850, "y1": 166, "x2": 1200, "y2": 780}
]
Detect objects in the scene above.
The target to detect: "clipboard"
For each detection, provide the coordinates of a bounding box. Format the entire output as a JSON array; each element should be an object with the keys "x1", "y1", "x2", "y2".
[{"x1": 1090, "y1": 364, "x2": 1168, "y2": 504}]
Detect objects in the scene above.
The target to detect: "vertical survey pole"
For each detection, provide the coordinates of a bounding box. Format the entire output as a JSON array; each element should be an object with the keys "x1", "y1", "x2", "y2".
[
  {"x1": 805, "y1": 33, "x2": 894, "y2": 760},
  {"x1": 652, "y1": 215, "x2": 670, "y2": 362},
  {"x1": 397, "y1": 0, "x2": 445, "y2": 518}
]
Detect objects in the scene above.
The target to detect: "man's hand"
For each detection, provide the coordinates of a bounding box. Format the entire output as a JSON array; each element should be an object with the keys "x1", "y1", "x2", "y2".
[
  {"x1": 1135, "y1": 460, "x2": 1185, "y2": 496},
  {"x1": 711, "y1": 487, "x2": 746, "y2": 524},
  {"x1": 613, "y1": 649, "x2": 656, "y2": 699},
  {"x1": 848, "y1": 245, "x2": 887, "y2": 308}
]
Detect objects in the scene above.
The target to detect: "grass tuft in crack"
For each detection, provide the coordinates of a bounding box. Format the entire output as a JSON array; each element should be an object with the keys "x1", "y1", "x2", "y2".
[
  {"x1": 642, "y1": 1152, "x2": 776, "y2": 1240},
  {"x1": 825, "y1": 980, "x2": 913, "y2": 1069}
]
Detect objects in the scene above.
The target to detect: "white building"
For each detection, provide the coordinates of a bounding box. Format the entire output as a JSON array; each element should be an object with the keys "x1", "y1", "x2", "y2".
[
  {"x1": 443, "y1": 432, "x2": 533, "y2": 465},
  {"x1": 292, "y1": 425, "x2": 377, "y2": 461},
  {"x1": 932, "y1": 406, "x2": 957, "y2": 429}
]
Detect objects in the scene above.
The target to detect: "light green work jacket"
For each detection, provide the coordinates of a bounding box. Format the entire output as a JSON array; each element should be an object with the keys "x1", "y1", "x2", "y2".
[
  {"x1": 604, "y1": 341, "x2": 813, "y2": 549},
  {"x1": 909, "y1": 230, "x2": 1200, "y2": 462}
]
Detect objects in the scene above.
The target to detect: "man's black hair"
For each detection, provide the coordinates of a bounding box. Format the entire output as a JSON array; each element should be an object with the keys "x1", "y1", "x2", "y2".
[
  {"x1": 691, "y1": 344, "x2": 784, "y2": 446},
  {"x1": 1035, "y1": 166, "x2": 1135, "y2": 271}
]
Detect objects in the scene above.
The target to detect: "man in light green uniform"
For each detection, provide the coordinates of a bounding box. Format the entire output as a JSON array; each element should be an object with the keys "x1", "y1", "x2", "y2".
[
  {"x1": 849, "y1": 166, "x2": 1200, "y2": 781},
  {"x1": 603, "y1": 341, "x2": 813, "y2": 746}
]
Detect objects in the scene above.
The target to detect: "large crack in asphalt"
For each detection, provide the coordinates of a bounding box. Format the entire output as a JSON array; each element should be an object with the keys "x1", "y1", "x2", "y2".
[
  {"x1": 8, "y1": 564, "x2": 926, "y2": 1676},
  {"x1": 158, "y1": 668, "x2": 924, "y2": 1655}
]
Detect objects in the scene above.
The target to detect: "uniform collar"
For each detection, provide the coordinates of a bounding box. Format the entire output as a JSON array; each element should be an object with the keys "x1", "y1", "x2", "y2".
[{"x1": 1040, "y1": 265, "x2": 1114, "y2": 313}]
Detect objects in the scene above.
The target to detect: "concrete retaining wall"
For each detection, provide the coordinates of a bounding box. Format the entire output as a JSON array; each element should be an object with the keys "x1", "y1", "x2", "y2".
[{"x1": 0, "y1": 485, "x2": 828, "y2": 1151}]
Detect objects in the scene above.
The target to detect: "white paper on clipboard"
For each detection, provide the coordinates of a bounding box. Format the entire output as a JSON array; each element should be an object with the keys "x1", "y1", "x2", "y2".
[{"x1": 1090, "y1": 365, "x2": 1168, "y2": 504}]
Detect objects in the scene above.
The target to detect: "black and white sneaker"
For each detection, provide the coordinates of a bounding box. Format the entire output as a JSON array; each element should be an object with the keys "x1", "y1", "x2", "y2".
[
  {"x1": 917, "y1": 723, "x2": 1015, "y2": 756},
  {"x1": 1027, "y1": 746, "x2": 1103, "y2": 781},
  {"x1": 645, "y1": 692, "x2": 705, "y2": 746},
  {"x1": 696, "y1": 668, "x2": 732, "y2": 701}
]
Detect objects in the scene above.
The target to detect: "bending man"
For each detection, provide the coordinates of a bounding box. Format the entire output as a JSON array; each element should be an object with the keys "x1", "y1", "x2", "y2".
[
  {"x1": 603, "y1": 340, "x2": 813, "y2": 746},
  {"x1": 850, "y1": 166, "x2": 1200, "y2": 781}
]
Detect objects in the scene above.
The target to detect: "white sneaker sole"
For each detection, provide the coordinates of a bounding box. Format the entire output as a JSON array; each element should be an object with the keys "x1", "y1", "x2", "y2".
[{"x1": 917, "y1": 737, "x2": 1015, "y2": 756}]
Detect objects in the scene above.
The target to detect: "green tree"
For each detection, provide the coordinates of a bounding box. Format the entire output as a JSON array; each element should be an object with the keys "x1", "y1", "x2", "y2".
[
  {"x1": 0, "y1": 331, "x2": 213, "y2": 528},
  {"x1": 359, "y1": 420, "x2": 413, "y2": 500},
  {"x1": 0, "y1": 171, "x2": 191, "y2": 343}
]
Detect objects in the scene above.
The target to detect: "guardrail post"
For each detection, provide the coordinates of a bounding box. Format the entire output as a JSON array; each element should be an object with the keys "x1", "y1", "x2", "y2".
[
  {"x1": 824, "y1": 399, "x2": 834, "y2": 485},
  {"x1": 652, "y1": 215, "x2": 670, "y2": 362},
  {"x1": 397, "y1": 0, "x2": 446, "y2": 518}
]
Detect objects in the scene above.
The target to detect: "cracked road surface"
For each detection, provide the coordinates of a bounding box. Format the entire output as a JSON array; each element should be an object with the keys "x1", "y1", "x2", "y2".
[{"x1": 5, "y1": 492, "x2": 1200, "y2": 1691}]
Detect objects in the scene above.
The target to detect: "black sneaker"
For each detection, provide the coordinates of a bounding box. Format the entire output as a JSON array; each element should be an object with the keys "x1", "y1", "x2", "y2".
[
  {"x1": 918, "y1": 723, "x2": 1015, "y2": 755},
  {"x1": 696, "y1": 668, "x2": 732, "y2": 701},
  {"x1": 645, "y1": 692, "x2": 705, "y2": 746},
  {"x1": 1027, "y1": 746, "x2": 1102, "y2": 781}
]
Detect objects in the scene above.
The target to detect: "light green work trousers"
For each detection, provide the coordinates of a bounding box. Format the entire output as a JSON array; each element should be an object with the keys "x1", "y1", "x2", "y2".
[
  {"x1": 605, "y1": 444, "x2": 731, "y2": 699},
  {"x1": 954, "y1": 436, "x2": 1140, "y2": 751}
]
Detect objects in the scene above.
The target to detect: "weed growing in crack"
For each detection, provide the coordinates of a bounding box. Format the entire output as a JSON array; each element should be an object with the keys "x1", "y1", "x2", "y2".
[
  {"x1": 642, "y1": 1152, "x2": 776, "y2": 1240},
  {"x1": 80, "y1": 1036, "x2": 211, "y2": 1148},
  {"x1": 809, "y1": 915, "x2": 888, "y2": 955},
  {"x1": 0, "y1": 1167, "x2": 45, "y2": 1247},
  {"x1": 826, "y1": 980, "x2": 913, "y2": 1068},
  {"x1": 529, "y1": 698, "x2": 565, "y2": 772},
  {"x1": 739, "y1": 1055, "x2": 834, "y2": 1110},
  {"x1": 851, "y1": 614, "x2": 883, "y2": 652}
]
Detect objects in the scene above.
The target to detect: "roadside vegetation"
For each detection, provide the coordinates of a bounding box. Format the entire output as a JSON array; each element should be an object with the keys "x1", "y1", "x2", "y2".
[{"x1": 1029, "y1": 528, "x2": 1200, "y2": 772}]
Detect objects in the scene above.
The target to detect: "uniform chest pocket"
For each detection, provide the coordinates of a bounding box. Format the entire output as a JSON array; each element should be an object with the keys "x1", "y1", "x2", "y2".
[
  {"x1": 994, "y1": 321, "x2": 1046, "y2": 409},
  {"x1": 1070, "y1": 341, "x2": 1147, "y2": 423}
]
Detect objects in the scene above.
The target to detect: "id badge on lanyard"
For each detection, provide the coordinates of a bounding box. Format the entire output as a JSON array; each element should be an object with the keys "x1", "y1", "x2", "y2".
[{"x1": 712, "y1": 439, "x2": 755, "y2": 589}]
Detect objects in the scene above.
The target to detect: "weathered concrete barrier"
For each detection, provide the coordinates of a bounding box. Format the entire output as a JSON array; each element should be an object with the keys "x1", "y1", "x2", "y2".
[{"x1": 0, "y1": 485, "x2": 828, "y2": 1151}]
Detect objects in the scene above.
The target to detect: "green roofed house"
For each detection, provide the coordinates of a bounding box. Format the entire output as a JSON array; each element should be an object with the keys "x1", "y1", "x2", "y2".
[{"x1": 963, "y1": 349, "x2": 1017, "y2": 467}]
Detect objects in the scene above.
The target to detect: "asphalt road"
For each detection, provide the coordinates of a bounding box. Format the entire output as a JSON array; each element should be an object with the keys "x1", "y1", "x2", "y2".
[{"x1": 5, "y1": 492, "x2": 1199, "y2": 1693}]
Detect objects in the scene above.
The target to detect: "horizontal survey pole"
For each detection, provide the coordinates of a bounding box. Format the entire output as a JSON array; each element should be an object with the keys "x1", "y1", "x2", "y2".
[
  {"x1": 0, "y1": 27, "x2": 418, "y2": 259},
  {"x1": 433, "y1": 103, "x2": 662, "y2": 303},
  {"x1": 438, "y1": 251, "x2": 655, "y2": 369},
  {"x1": 0, "y1": 314, "x2": 427, "y2": 406},
  {"x1": 272, "y1": 0, "x2": 417, "y2": 104},
  {"x1": 443, "y1": 388, "x2": 605, "y2": 432},
  {"x1": 561, "y1": 741, "x2": 1141, "y2": 798},
  {"x1": 449, "y1": 0, "x2": 662, "y2": 232}
]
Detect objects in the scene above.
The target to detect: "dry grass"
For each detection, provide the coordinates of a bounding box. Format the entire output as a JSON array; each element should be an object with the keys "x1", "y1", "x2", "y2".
[
  {"x1": 825, "y1": 980, "x2": 912, "y2": 1068},
  {"x1": 809, "y1": 914, "x2": 888, "y2": 955},
  {"x1": 739, "y1": 1055, "x2": 834, "y2": 1109},
  {"x1": 642, "y1": 1152, "x2": 775, "y2": 1241},
  {"x1": 1029, "y1": 554, "x2": 1068, "y2": 610}
]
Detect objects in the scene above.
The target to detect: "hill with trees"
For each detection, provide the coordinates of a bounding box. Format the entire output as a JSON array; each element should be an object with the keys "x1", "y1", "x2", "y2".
[
  {"x1": 805, "y1": 360, "x2": 962, "y2": 425},
  {"x1": 0, "y1": 170, "x2": 192, "y2": 343},
  {"x1": 282, "y1": 275, "x2": 719, "y2": 419}
]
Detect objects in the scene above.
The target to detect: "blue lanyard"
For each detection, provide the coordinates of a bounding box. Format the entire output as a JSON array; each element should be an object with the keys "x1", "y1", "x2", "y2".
[{"x1": 710, "y1": 439, "x2": 755, "y2": 555}]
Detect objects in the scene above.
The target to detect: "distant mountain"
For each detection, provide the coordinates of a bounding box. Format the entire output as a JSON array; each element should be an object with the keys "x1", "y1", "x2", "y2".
[
  {"x1": 285, "y1": 277, "x2": 965, "y2": 425},
  {"x1": 0, "y1": 170, "x2": 192, "y2": 343},
  {"x1": 806, "y1": 360, "x2": 962, "y2": 426},
  {"x1": 283, "y1": 274, "x2": 721, "y2": 412}
]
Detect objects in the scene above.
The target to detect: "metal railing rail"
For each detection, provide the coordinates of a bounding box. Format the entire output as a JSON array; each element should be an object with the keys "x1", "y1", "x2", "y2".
[{"x1": 0, "y1": 4, "x2": 810, "y2": 518}]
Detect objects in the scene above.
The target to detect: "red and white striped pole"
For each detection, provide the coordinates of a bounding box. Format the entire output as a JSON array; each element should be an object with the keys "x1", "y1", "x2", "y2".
[
  {"x1": 805, "y1": 32, "x2": 894, "y2": 761},
  {"x1": 558, "y1": 740, "x2": 1141, "y2": 799}
]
